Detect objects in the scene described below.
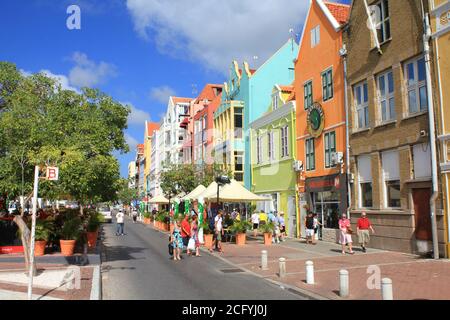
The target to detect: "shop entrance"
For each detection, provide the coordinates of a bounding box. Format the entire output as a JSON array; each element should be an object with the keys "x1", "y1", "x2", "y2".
[{"x1": 311, "y1": 190, "x2": 340, "y2": 240}]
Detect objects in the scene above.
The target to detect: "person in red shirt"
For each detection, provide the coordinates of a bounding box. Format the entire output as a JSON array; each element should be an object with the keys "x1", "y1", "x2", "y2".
[
  {"x1": 356, "y1": 212, "x2": 375, "y2": 253},
  {"x1": 181, "y1": 215, "x2": 191, "y2": 255}
]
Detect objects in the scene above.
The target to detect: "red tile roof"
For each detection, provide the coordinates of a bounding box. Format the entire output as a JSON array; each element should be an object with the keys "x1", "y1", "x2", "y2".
[
  {"x1": 172, "y1": 97, "x2": 193, "y2": 105},
  {"x1": 279, "y1": 85, "x2": 294, "y2": 93},
  {"x1": 196, "y1": 84, "x2": 223, "y2": 103},
  {"x1": 324, "y1": 1, "x2": 350, "y2": 25},
  {"x1": 146, "y1": 122, "x2": 159, "y2": 136}
]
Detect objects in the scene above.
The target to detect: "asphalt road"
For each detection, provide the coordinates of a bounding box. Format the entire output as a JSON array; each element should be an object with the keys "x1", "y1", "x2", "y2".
[{"x1": 101, "y1": 214, "x2": 302, "y2": 300}]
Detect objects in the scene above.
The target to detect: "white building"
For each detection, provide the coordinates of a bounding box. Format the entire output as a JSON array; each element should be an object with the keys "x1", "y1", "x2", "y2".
[{"x1": 128, "y1": 161, "x2": 136, "y2": 189}]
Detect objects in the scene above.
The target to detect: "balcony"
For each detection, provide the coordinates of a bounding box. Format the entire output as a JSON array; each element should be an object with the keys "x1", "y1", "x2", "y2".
[{"x1": 214, "y1": 100, "x2": 244, "y2": 119}]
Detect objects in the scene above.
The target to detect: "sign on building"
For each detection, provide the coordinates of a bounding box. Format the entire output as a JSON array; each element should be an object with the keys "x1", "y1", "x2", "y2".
[{"x1": 46, "y1": 167, "x2": 59, "y2": 181}]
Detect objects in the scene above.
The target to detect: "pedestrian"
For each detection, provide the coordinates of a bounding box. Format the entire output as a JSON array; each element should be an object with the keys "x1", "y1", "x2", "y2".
[
  {"x1": 132, "y1": 210, "x2": 138, "y2": 223},
  {"x1": 313, "y1": 213, "x2": 322, "y2": 241},
  {"x1": 251, "y1": 210, "x2": 260, "y2": 237},
  {"x1": 277, "y1": 211, "x2": 286, "y2": 242},
  {"x1": 259, "y1": 210, "x2": 267, "y2": 226},
  {"x1": 304, "y1": 212, "x2": 315, "y2": 244},
  {"x1": 356, "y1": 212, "x2": 375, "y2": 253},
  {"x1": 339, "y1": 213, "x2": 354, "y2": 255},
  {"x1": 181, "y1": 214, "x2": 191, "y2": 256},
  {"x1": 190, "y1": 214, "x2": 201, "y2": 257},
  {"x1": 116, "y1": 209, "x2": 125, "y2": 236},
  {"x1": 214, "y1": 210, "x2": 224, "y2": 253},
  {"x1": 171, "y1": 219, "x2": 183, "y2": 261}
]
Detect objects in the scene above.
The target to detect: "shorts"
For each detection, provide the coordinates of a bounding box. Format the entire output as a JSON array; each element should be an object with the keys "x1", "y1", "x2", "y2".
[
  {"x1": 339, "y1": 232, "x2": 353, "y2": 244},
  {"x1": 358, "y1": 229, "x2": 370, "y2": 245},
  {"x1": 215, "y1": 232, "x2": 222, "y2": 242},
  {"x1": 253, "y1": 223, "x2": 259, "y2": 230},
  {"x1": 280, "y1": 226, "x2": 286, "y2": 233},
  {"x1": 306, "y1": 229, "x2": 315, "y2": 237},
  {"x1": 182, "y1": 237, "x2": 189, "y2": 247}
]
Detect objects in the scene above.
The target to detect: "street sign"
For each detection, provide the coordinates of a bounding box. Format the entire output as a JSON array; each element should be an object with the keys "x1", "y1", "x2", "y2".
[{"x1": 46, "y1": 167, "x2": 59, "y2": 181}]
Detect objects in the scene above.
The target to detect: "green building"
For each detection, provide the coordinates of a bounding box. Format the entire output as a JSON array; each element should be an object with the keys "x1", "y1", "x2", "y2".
[{"x1": 250, "y1": 85, "x2": 298, "y2": 238}]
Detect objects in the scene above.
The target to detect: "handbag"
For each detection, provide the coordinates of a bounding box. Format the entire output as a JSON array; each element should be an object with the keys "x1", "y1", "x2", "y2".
[
  {"x1": 187, "y1": 238, "x2": 196, "y2": 251},
  {"x1": 168, "y1": 243, "x2": 174, "y2": 255}
]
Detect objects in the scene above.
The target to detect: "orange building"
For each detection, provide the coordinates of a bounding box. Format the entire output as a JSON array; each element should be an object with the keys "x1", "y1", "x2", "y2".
[{"x1": 294, "y1": 0, "x2": 350, "y2": 242}]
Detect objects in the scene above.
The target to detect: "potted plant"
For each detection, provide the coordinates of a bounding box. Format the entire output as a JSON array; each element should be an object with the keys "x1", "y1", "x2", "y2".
[
  {"x1": 59, "y1": 217, "x2": 82, "y2": 256},
  {"x1": 200, "y1": 221, "x2": 214, "y2": 248},
  {"x1": 34, "y1": 220, "x2": 54, "y2": 256},
  {"x1": 143, "y1": 212, "x2": 151, "y2": 225},
  {"x1": 86, "y1": 214, "x2": 101, "y2": 249},
  {"x1": 230, "y1": 220, "x2": 252, "y2": 246},
  {"x1": 259, "y1": 222, "x2": 275, "y2": 246}
]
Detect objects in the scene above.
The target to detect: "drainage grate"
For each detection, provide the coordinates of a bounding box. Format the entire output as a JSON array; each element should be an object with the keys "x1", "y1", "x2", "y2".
[{"x1": 220, "y1": 268, "x2": 245, "y2": 273}]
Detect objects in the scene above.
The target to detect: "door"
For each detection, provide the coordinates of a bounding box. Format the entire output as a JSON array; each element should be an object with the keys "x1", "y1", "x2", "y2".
[
  {"x1": 287, "y1": 196, "x2": 297, "y2": 238},
  {"x1": 412, "y1": 188, "x2": 432, "y2": 241}
]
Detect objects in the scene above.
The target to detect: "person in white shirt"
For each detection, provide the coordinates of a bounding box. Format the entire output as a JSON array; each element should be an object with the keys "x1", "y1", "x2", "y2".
[
  {"x1": 251, "y1": 211, "x2": 260, "y2": 237},
  {"x1": 213, "y1": 210, "x2": 224, "y2": 253},
  {"x1": 116, "y1": 210, "x2": 125, "y2": 236}
]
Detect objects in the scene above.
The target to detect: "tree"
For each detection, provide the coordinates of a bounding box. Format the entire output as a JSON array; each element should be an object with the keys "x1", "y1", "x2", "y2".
[{"x1": 117, "y1": 178, "x2": 138, "y2": 206}]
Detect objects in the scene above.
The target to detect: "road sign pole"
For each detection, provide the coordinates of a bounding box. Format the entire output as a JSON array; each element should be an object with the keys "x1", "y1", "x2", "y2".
[{"x1": 27, "y1": 165, "x2": 40, "y2": 300}]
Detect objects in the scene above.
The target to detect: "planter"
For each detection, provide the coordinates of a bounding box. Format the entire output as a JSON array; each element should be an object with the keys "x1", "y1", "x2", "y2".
[
  {"x1": 165, "y1": 223, "x2": 170, "y2": 232},
  {"x1": 87, "y1": 231, "x2": 98, "y2": 249},
  {"x1": 60, "y1": 240, "x2": 76, "y2": 256},
  {"x1": 263, "y1": 233, "x2": 272, "y2": 246},
  {"x1": 34, "y1": 240, "x2": 47, "y2": 256},
  {"x1": 203, "y1": 234, "x2": 213, "y2": 249},
  {"x1": 143, "y1": 218, "x2": 151, "y2": 225},
  {"x1": 235, "y1": 233, "x2": 246, "y2": 246}
]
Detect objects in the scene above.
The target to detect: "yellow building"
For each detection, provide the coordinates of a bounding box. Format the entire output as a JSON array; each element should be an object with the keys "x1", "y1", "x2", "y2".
[
  {"x1": 429, "y1": 0, "x2": 450, "y2": 257},
  {"x1": 143, "y1": 121, "x2": 160, "y2": 201}
]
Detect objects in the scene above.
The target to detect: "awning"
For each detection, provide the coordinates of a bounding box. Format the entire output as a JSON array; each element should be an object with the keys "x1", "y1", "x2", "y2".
[
  {"x1": 148, "y1": 195, "x2": 170, "y2": 204},
  {"x1": 204, "y1": 180, "x2": 270, "y2": 203},
  {"x1": 183, "y1": 185, "x2": 206, "y2": 201},
  {"x1": 180, "y1": 117, "x2": 190, "y2": 128}
]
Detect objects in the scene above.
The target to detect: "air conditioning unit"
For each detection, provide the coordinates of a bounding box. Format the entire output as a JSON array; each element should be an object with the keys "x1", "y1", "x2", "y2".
[
  {"x1": 331, "y1": 152, "x2": 344, "y2": 165},
  {"x1": 293, "y1": 160, "x2": 304, "y2": 172}
]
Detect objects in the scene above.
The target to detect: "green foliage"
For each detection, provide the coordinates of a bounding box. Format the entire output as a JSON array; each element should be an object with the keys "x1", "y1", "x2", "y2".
[
  {"x1": 200, "y1": 221, "x2": 213, "y2": 234},
  {"x1": 60, "y1": 217, "x2": 83, "y2": 240},
  {"x1": 86, "y1": 213, "x2": 101, "y2": 232},
  {"x1": 229, "y1": 220, "x2": 252, "y2": 234},
  {"x1": 143, "y1": 212, "x2": 151, "y2": 219},
  {"x1": 259, "y1": 222, "x2": 275, "y2": 234},
  {"x1": 34, "y1": 219, "x2": 55, "y2": 241},
  {"x1": 117, "y1": 178, "x2": 138, "y2": 206}
]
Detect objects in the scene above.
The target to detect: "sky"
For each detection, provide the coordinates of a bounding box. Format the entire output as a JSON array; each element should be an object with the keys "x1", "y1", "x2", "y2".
[{"x1": 0, "y1": 0, "x2": 350, "y2": 178}]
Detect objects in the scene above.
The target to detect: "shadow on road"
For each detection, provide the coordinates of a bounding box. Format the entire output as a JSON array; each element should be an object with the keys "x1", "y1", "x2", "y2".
[{"x1": 102, "y1": 245, "x2": 148, "y2": 263}]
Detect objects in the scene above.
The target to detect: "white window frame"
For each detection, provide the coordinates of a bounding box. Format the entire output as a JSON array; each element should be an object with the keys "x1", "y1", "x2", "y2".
[
  {"x1": 304, "y1": 80, "x2": 313, "y2": 110},
  {"x1": 358, "y1": 155, "x2": 373, "y2": 208},
  {"x1": 377, "y1": 70, "x2": 395, "y2": 122},
  {"x1": 272, "y1": 93, "x2": 279, "y2": 110},
  {"x1": 311, "y1": 25, "x2": 320, "y2": 48},
  {"x1": 374, "y1": 0, "x2": 391, "y2": 44},
  {"x1": 404, "y1": 56, "x2": 428, "y2": 115},
  {"x1": 268, "y1": 131, "x2": 275, "y2": 161},
  {"x1": 281, "y1": 126, "x2": 289, "y2": 158},
  {"x1": 306, "y1": 138, "x2": 315, "y2": 171},
  {"x1": 321, "y1": 67, "x2": 333, "y2": 102},
  {"x1": 354, "y1": 82, "x2": 369, "y2": 129},
  {"x1": 381, "y1": 150, "x2": 401, "y2": 208},
  {"x1": 324, "y1": 131, "x2": 336, "y2": 168},
  {"x1": 256, "y1": 135, "x2": 262, "y2": 164}
]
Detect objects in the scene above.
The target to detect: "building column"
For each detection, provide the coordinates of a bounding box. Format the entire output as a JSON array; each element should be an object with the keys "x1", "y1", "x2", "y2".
[
  {"x1": 371, "y1": 152, "x2": 382, "y2": 210},
  {"x1": 398, "y1": 146, "x2": 413, "y2": 209}
]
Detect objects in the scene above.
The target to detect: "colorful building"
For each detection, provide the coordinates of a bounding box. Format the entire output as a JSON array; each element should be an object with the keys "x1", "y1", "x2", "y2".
[
  {"x1": 295, "y1": 0, "x2": 350, "y2": 241},
  {"x1": 136, "y1": 143, "x2": 145, "y2": 198},
  {"x1": 344, "y1": 0, "x2": 445, "y2": 255},
  {"x1": 250, "y1": 85, "x2": 298, "y2": 237},
  {"x1": 429, "y1": 0, "x2": 450, "y2": 257},
  {"x1": 144, "y1": 121, "x2": 160, "y2": 199},
  {"x1": 128, "y1": 161, "x2": 136, "y2": 189}
]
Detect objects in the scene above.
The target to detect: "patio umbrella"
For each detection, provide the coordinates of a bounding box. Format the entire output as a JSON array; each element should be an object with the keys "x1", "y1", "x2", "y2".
[
  {"x1": 183, "y1": 185, "x2": 206, "y2": 201},
  {"x1": 205, "y1": 180, "x2": 270, "y2": 203},
  {"x1": 148, "y1": 195, "x2": 170, "y2": 204}
]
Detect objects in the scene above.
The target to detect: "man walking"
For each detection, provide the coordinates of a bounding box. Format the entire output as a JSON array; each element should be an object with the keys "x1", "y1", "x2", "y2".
[
  {"x1": 251, "y1": 210, "x2": 260, "y2": 237},
  {"x1": 214, "y1": 210, "x2": 224, "y2": 253},
  {"x1": 116, "y1": 209, "x2": 125, "y2": 236},
  {"x1": 304, "y1": 212, "x2": 315, "y2": 244},
  {"x1": 181, "y1": 215, "x2": 191, "y2": 256},
  {"x1": 356, "y1": 212, "x2": 375, "y2": 252}
]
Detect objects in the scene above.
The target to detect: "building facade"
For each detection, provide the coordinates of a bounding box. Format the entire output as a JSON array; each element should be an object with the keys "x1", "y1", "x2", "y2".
[
  {"x1": 144, "y1": 121, "x2": 160, "y2": 201},
  {"x1": 345, "y1": 0, "x2": 445, "y2": 254},
  {"x1": 250, "y1": 85, "x2": 298, "y2": 237},
  {"x1": 128, "y1": 161, "x2": 136, "y2": 189},
  {"x1": 295, "y1": 0, "x2": 350, "y2": 242},
  {"x1": 429, "y1": 0, "x2": 450, "y2": 257},
  {"x1": 136, "y1": 144, "x2": 145, "y2": 199}
]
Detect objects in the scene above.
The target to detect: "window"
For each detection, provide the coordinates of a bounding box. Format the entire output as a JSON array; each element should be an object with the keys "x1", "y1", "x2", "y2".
[
  {"x1": 413, "y1": 143, "x2": 432, "y2": 179},
  {"x1": 354, "y1": 82, "x2": 369, "y2": 129},
  {"x1": 375, "y1": 0, "x2": 391, "y2": 43},
  {"x1": 234, "y1": 107, "x2": 243, "y2": 139},
  {"x1": 377, "y1": 70, "x2": 395, "y2": 122},
  {"x1": 324, "y1": 131, "x2": 336, "y2": 168},
  {"x1": 405, "y1": 57, "x2": 427, "y2": 114},
  {"x1": 268, "y1": 132, "x2": 274, "y2": 161},
  {"x1": 256, "y1": 135, "x2": 262, "y2": 164},
  {"x1": 322, "y1": 68, "x2": 333, "y2": 101},
  {"x1": 304, "y1": 81, "x2": 313, "y2": 110},
  {"x1": 272, "y1": 93, "x2": 279, "y2": 110},
  {"x1": 234, "y1": 151, "x2": 243, "y2": 172},
  {"x1": 311, "y1": 25, "x2": 320, "y2": 47},
  {"x1": 358, "y1": 155, "x2": 373, "y2": 208},
  {"x1": 281, "y1": 126, "x2": 289, "y2": 158},
  {"x1": 306, "y1": 138, "x2": 315, "y2": 171},
  {"x1": 382, "y1": 150, "x2": 401, "y2": 208}
]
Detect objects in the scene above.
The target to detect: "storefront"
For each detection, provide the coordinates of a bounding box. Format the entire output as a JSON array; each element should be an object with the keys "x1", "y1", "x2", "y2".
[{"x1": 304, "y1": 173, "x2": 347, "y2": 242}]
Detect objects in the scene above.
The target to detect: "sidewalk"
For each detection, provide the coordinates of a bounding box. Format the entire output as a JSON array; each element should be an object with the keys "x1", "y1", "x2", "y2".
[{"x1": 206, "y1": 235, "x2": 450, "y2": 300}]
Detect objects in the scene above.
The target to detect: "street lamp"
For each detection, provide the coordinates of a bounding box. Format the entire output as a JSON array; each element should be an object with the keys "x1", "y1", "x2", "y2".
[{"x1": 215, "y1": 175, "x2": 231, "y2": 209}]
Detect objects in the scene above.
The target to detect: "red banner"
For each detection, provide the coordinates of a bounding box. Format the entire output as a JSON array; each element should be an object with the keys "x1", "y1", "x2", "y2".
[{"x1": 0, "y1": 246, "x2": 24, "y2": 254}]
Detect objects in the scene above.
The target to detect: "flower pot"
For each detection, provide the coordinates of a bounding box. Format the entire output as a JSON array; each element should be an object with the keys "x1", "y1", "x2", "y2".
[
  {"x1": 87, "y1": 231, "x2": 98, "y2": 249},
  {"x1": 235, "y1": 233, "x2": 246, "y2": 246},
  {"x1": 263, "y1": 233, "x2": 272, "y2": 246},
  {"x1": 165, "y1": 223, "x2": 170, "y2": 232},
  {"x1": 143, "y1": 218, "x2": 150, "y2": 224},
  {"x1": 203, "y1": 234, "x2": 213, "y2": 249},
  {"x1": 34, "y1": 240, "x2": 47, "y2": 256},
  {"x1": 60, "y1": 240, "x2": 76, "y2": 256}
]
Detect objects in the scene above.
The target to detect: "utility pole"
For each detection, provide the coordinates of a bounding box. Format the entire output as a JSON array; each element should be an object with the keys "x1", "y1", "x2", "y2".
[{"x1": 27, "y1": 165, "x2": 40, "y2": 300}]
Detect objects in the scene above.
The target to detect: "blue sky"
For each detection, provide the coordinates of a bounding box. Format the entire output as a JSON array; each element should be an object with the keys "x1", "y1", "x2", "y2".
[{"x1": 0, "y1": 0, "x2": 350, "y2": 177}]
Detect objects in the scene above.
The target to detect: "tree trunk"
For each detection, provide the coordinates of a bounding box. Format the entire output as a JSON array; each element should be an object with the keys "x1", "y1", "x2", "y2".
[{"x1": 13, "y1": 215, "x2": 37, "y2": 276}]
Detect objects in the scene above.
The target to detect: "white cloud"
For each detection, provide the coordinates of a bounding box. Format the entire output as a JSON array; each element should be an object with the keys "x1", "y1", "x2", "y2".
[
  {"x1": 125, "y1": 133, "x2": 139, "y2": 151},
  {"x1": 122, "y1": 101, "x2": 151, "y2": 126},
  {"x1": 40, "y1": 69, "x2": 80, "y2": 92},
  {"x1": 68, "y1": 52, "x2": 117, "y2": 88},
  {"x1": 126, "y1": 0, "x2": 309, "y2": 72},
  {"x1": 149, "y1": 85, "x2": 177, "y2": 104}
]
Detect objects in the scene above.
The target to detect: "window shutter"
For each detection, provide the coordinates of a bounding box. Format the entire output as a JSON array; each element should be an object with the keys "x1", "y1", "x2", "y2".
[
  {"x1": 413, "y1": 144, "x2": 431, "y2": 178},
  {"x1": 382, "y1": 150, "x2": 400, "y2": 180},
  {"x1": 358, "y1": 155, "x2": 372, "y2": 182}
]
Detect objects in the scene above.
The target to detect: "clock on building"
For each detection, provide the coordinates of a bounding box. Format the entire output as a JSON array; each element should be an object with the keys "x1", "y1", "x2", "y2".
[{"x1": 307, "y1": 103, "x2": 325, "y2": 138}]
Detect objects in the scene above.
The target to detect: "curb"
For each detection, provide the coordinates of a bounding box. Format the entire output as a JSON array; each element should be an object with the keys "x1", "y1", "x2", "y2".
[{"x1": 90, "y1": 264, "x2": 101, "y2": 300}]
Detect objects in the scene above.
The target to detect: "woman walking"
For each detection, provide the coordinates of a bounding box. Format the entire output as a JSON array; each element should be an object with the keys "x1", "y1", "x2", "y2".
[
  {"x1": 190, "y1": 215, "x2": 201, "y2": 257},
  {"x1": 339, "y1": 213, "x2": 354, "y2": 255},
  {"x1": 172, "y1": 219, "x2": 183, "y2": 261}
]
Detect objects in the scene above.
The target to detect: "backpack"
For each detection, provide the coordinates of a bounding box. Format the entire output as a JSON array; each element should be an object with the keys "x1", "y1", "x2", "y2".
[{"x1": 306, "y1": 216, "x2": 314, "y2": 229}]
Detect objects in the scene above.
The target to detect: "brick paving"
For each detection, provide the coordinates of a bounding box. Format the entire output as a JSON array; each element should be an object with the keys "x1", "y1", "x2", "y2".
[{"x1": 208, "y1": 235, "x2": 450, "y2": 300}]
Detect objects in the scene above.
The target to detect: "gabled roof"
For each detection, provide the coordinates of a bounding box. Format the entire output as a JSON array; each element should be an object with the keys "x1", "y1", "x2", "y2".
[
  {"x1": 171, "y1": 97, "x2": 193, "y2": 105},
  {"x1": 278, "y1": 85, "x2": 294, "y2": 93},
  {"x1": 324, "y1": 1, "x2": 350, "y2": 25},
  {"x1": 146, "y1": 122, "x2": 159, "y2": 137},
  {"x1": 196, "y1": 84, "x2": 223, "y2": 103}
]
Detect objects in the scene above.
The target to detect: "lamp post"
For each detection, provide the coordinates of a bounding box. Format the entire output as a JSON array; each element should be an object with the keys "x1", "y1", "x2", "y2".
[{"x1": 215, "y1": 175, "x2": 231, "y2": 210}]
